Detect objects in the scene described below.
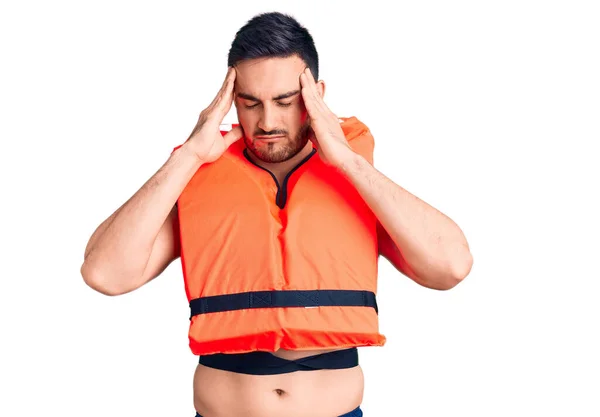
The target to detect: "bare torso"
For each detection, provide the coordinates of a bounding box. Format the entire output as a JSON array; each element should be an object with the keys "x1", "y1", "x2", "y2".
[{"x1": 193, "y1": 347, "x2": 364, "y2": 417}]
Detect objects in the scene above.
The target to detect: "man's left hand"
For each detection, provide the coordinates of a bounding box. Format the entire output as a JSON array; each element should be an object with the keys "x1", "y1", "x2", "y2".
[{"x1": 300, "y1": 67, "x2": 355, "y2": 168}]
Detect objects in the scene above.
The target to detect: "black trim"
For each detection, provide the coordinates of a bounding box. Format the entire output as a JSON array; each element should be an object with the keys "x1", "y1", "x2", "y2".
[
  {"x1": 198, "y1": 347, "x2": 359, "y2": 375},
  {"x1": 190, "y1": 289, "x2": 378, "y2": 318},
  {"x1": 242, "y1": 147, "x2": 317, "y2": 209}
]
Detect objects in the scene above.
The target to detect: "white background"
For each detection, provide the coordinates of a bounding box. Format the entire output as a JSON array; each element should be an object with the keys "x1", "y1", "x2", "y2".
[{"x1": 1, "y1": 0, "x2": 599, "y2": 416}]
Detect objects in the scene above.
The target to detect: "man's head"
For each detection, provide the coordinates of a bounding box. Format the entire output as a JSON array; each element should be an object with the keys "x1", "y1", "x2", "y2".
[{"x1": 228, "y1": 12, "x2": 325, "y2": 163}]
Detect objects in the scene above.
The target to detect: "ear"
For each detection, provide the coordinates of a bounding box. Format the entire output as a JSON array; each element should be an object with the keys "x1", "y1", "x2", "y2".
[{"x1": 316, "y1": 80, "x2": 326, "y2": 99}]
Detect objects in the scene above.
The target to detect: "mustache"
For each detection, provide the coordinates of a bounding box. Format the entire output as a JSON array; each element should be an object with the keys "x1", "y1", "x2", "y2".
[{"x1": 255, "y1": 129, "x2": 286, "y2": 136}]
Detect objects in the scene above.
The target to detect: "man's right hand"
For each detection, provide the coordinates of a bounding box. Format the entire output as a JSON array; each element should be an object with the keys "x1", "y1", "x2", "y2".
[{"x1": 184, "y1": 66, "x2": 244, "y2": 164}]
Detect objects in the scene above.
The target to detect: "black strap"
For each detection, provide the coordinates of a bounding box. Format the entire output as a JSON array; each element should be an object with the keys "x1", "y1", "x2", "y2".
[
  {"x1": 189, "y1": 289, "x2": 378, "y2": 318},
  {"x1": 198, "y1": 347, "x2": 359, "y2": 375}
]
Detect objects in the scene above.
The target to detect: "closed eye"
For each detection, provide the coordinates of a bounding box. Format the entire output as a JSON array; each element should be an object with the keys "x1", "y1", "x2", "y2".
[{"x1": 244, "y1": 101, "x2": 293, "y2": 109}]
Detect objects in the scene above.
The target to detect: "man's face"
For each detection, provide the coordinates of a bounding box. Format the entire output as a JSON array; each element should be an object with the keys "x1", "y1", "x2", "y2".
[{"x1": 233, "y1": 55, "x2": 324, "y2": 163}]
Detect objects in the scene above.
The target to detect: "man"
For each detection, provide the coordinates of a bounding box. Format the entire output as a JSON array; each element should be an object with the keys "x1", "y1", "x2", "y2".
[{"x1": 81, "y1": 12, "x2": 473, "y2": 417}]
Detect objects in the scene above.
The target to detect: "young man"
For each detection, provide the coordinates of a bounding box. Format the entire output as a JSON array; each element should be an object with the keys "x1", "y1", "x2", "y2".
[{"x1": 80, "y1": 12, "x2": 472, "y2": 417}]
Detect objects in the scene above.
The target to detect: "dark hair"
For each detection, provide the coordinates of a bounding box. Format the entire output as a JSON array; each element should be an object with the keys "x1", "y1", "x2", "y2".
[{"x1": 227, "y1": 12, "x2": 319, "y2": 80}]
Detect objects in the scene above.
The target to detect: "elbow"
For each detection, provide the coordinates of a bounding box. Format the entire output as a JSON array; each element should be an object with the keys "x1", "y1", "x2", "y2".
[
  {"x1": 419, "y1": 250, "x2": 473, "y2": 291},
  {"x1": 409, "y1": 242, "x2": 474, "y2": 291},
  {"x1": 80, "y1": 262, "x2": 128, "y2": 296},
  {"x1": 441, "y1": 249, "x2": 474, "y2": 290}
]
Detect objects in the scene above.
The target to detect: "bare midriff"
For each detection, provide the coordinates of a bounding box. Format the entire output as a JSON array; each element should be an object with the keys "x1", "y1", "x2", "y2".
[{"x1": 193, "y1": 347, "x2": 364, "y2": 417}]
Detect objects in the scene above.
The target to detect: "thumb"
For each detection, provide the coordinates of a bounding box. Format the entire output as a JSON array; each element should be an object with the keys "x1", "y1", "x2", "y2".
[
  {"x1": 308, "y1": 126, "x2": 319, "y2": 148},
  {"x1": 223, "y1": 125, "x2": 244, "y2": 148}
]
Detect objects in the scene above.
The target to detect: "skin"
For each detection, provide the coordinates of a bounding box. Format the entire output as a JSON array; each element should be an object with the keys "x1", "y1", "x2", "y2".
[
  {"x1": 191, "y1": 56, "x2": 364, "y2": 417},
  {"x1": 81, "y1": 54, "x2": 472, "y2": 417},
  {"x1": 233, "y1": 55, "x2": 321, "y2": 182}
]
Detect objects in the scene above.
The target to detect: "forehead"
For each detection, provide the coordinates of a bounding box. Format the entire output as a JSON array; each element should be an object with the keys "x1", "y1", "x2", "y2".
[{"x1": 234, "y1": 55, "x2": 305, "y2": 98}]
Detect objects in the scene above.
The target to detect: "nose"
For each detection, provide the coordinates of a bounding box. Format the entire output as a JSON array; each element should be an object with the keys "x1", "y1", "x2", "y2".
[{"x1": 257, "y1": 105, "x2": 278, "y2": 134}]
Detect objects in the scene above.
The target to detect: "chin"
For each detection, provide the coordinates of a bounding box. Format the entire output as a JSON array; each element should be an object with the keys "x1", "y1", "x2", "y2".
[
  {"x1": 260, "y1": 145, "x2": 297, "y2": 163},
  {"x1": 245, "y1": 130, "x2": 309, "y2": 163},
  {"x1": 259, "y1": 150, "x2": 292, "y2": 163}
]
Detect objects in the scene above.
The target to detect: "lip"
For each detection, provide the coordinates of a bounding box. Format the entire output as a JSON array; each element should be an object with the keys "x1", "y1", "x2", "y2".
[{"x1": 256, "y1": 135, "x2": 285, "y2": 142}]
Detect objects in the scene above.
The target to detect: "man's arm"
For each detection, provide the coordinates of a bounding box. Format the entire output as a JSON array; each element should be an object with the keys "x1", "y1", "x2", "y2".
[
  {"x1": 297, "y1": 67, "x2": 472, "y2": 289},
  {"x1": 340, "y1": 153, "x2": 473, "y2": 290},
  {"x1": 81, "y1": 66, "x2": 241, "y2": 296},
  {"x1": 80, "y1": 145, "x2": 201, "y2": 296}
]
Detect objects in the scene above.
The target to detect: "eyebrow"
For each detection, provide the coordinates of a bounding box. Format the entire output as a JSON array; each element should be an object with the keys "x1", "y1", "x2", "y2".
[{"x1": 236, "y1": 90, "x2": 300, "y2": 102}]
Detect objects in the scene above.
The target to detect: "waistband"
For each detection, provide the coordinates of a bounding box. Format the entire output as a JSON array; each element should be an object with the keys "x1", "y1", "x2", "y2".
[
  {"x1": 198, "y1": 347, "x2": 359, "y2": 375},
  {"x1": 195, "y1": 405, "x2": 362, "y2": 417}
]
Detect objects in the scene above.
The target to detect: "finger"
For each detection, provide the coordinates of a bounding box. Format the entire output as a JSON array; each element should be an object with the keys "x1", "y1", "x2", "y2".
[
  {"x1": 301, "y1": 69, "x2": 330, "y2": 113},
  {"x1": 216, "y1": 68, "x2": 236, "y2": 113},
  {"x1": 209, "y1": 68, "x2": 237, "y2": 121},
  {"x1": 307, "y1": 126, "x2": 319, "y2": 146},
  {"x1": 300, "y1": 73, "x2": 326, "y2": 119},
  {"x1": 222, "y1": 125, "x2": 244, "y2": 147},
  {"x1": 219, "y1": 66, "x2": 236, "y2": 94},
  {"x1": 303, "y1": 68, "x2": 322, "y2": 99},
  {"x1": 299, "y1": 71, "x2": 318, "y2": 111},
  {"x1": 304, "y1": 67, "x2": 317, "y2": 86},
  {"x1": 207, "y1": 67, "x2": 236, "y2": 112}
]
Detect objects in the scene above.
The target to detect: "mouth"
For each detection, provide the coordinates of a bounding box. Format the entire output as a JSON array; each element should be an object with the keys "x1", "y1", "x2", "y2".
[{"x1": 255, "y1": 135, "x2": 285, "y2": 142}]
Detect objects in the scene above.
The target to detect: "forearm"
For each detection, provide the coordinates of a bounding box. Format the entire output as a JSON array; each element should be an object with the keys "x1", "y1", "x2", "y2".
[
  {"x1": 81, "y1": 144, "x2": 202, "y2": 282},
  {"x1": 338, "y1": 151, "x2": 472, "y2": 284}
]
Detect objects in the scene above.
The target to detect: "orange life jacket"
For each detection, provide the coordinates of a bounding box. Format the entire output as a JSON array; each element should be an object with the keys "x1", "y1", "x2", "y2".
[{"x1": 174, "y1": 116, "x2": 386, "y2": 355}]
